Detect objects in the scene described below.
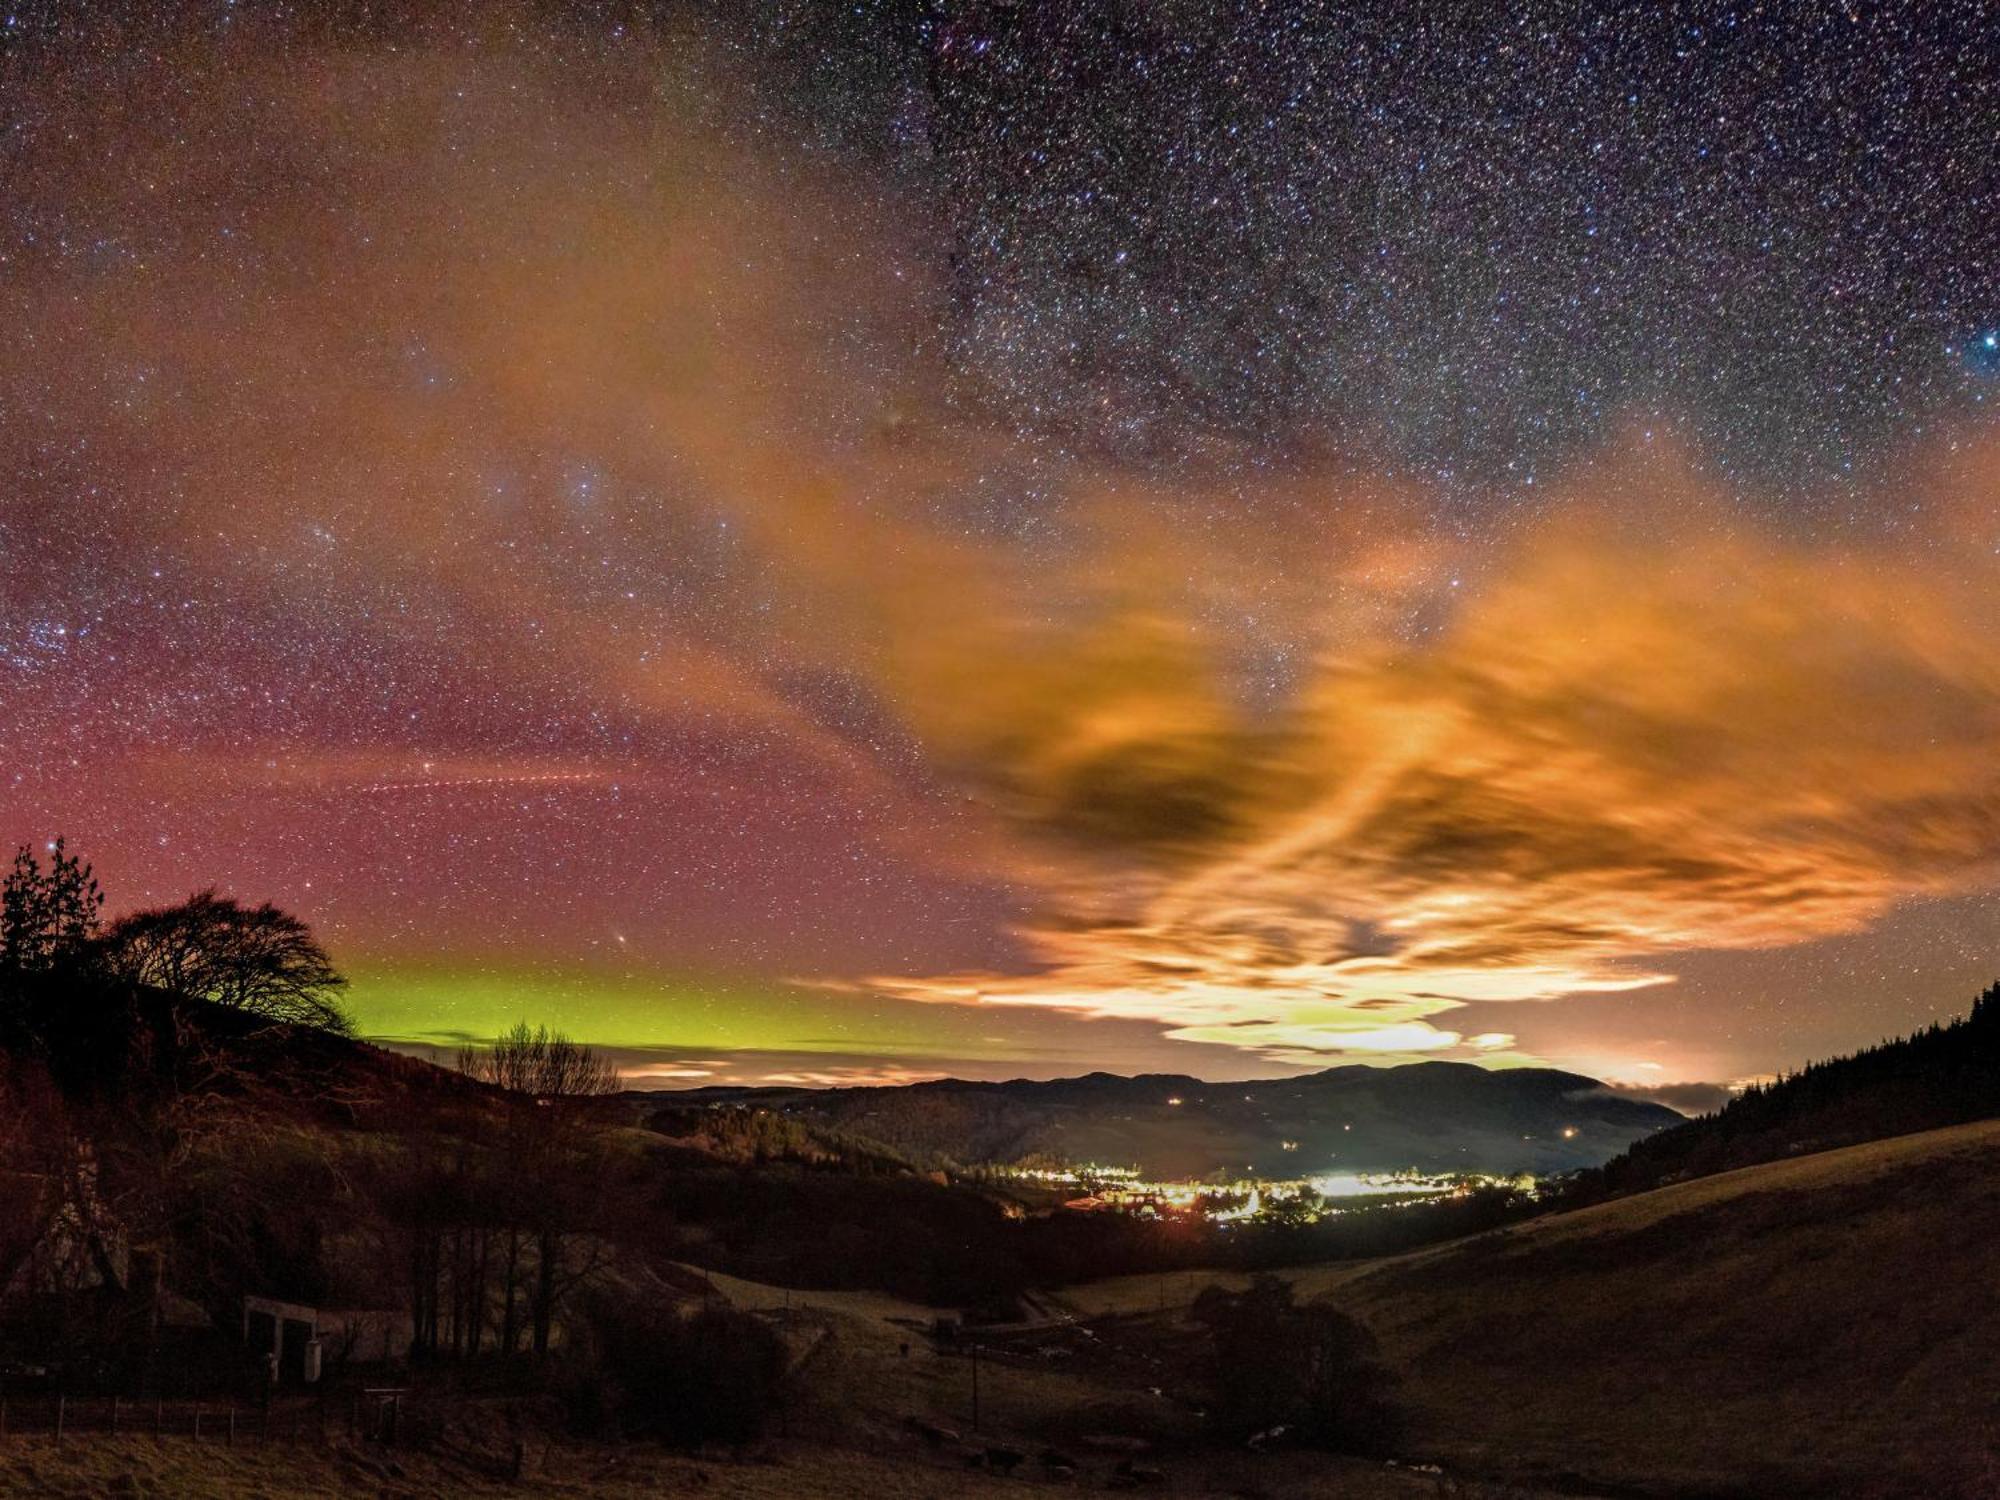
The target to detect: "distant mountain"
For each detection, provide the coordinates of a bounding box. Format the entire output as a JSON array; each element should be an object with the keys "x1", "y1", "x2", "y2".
[
  {"x1": 665, "y1": 1060, "x2": 1683, "y2": 1178},
  {"x1": 1570, "y1": 980, "x2": 2000, "y2": 1202}
]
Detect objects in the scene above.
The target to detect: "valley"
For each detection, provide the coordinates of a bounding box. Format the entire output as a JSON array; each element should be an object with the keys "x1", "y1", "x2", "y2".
[{"x1": 12, "y1": 1106, "x2": 1993, "y2": 1499}]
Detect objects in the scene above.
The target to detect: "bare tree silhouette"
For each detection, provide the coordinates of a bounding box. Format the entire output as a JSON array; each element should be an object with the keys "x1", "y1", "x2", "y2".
[
  {"x1": 103, "y1": 891, "x2": 351, "y2": 1034},
  {"x1": 457, "y1": 1024, "x2": 619, "y2": 1356}
]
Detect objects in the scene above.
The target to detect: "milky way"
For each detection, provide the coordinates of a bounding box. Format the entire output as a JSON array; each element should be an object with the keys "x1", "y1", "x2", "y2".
[
  {"x1": 738, "y1": 0, "x2": 1997, "y2": 490},
  {"x1": 2, "y1": 3, "x2": 1997, "y2": 1096}
]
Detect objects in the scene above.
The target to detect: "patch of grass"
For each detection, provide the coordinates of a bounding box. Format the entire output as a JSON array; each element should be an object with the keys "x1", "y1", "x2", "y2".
[{"x1": 1343, "y1": 1122, "x2": 2000, "y2": 1496}]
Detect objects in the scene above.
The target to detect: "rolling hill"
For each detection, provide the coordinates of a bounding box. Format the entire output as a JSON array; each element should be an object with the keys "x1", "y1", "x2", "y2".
[
  {"x1": 670, "y1": 1060, "x2": 1684, "y2": 1178},
  {"x1": 1069, "y1": 1117, "x2": 2000, "y2": 1497}
]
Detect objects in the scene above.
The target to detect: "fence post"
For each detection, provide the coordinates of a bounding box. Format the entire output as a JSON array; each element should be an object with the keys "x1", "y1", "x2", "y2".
[
  {"x1": 228, "y1": 1406, "x2": 236, "y2": 1445},
  {"x1": 111, "y1": 1396, "x2": 119, "y2": 1435},
  {"x1": 193, "y1": 1406, "x2": 201, "y2": 1441},
  {"x1": 54, "y1": 1395, "x2": 63, "y2": 1446},
  {"x1": 154, "y1": 1397, "x2": 163, "y2": 1440}
]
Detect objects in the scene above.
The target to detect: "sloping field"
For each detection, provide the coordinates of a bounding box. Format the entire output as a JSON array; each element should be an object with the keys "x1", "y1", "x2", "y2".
[
  {"x1": 0, "y1": 1437, "x2": 1020, "y2": 1500},
  {"x1": 23, "y1": 1124, "x2": 1992, "y2": 1498},
  {"x1": 695, "y1": 1264, "x2": 1520, "y2": 1498},
  {"x1": 1077, "y1": 1119, "x2": 2000, "y2": 1498},
  {"x1": 1344, "y1": 1119, "x2": 2000, "y2": 1497},
  {"x1": 0, "y1": 1271, "x2": 1550, "y2": 1500},
  {"x1": 1072, "y1": 1120, "x2": 2000, "y2": 1496}
]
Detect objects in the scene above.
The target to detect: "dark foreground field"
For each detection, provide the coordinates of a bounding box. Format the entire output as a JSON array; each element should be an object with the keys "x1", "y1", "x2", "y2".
[
  {"x1": 11, "y1": 1123, "x2": 1996, "y2": 1498},
  {"x1": 0, "y1": 1268, "x2": 1547, "y2": 1500},
  {"x1": 1071, "y1": 1118, "x2": 2000, "y2": 1498}
]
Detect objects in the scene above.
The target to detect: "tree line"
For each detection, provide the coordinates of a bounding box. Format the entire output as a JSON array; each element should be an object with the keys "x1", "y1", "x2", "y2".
[{"x1": 1558, "y1": 982, "x2": 2000, "y2": 1206}]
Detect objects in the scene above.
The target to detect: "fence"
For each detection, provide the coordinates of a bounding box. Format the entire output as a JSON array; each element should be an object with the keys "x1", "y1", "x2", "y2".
[{"x1": 0, "y1": 1392, "x2": 389, "y2": 1445}]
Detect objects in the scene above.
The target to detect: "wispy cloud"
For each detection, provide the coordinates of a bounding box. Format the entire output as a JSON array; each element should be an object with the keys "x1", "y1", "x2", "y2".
[
  {"x1": 5, "y1": 21, "x2": 1997, "y2": 1083},
  {"x1": 865, "y1": 444, "x2": 2000, "y2": 1065}
]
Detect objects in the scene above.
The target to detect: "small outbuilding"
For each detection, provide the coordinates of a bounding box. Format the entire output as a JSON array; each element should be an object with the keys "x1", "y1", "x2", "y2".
[{"x1": 242, "y1": 1295, "x2": 410, "y2": 1382}]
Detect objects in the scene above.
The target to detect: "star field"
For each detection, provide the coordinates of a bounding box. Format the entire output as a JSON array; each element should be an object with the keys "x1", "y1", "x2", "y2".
[
  {"x1": 1, "y1": 1, "x2": 1998, "y2": 1093},
  {"x1": 719, "y1": 0, "x2": 1997, "y2": 497}
]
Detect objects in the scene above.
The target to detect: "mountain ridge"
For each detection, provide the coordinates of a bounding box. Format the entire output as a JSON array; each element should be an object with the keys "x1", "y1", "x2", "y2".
[{"x1": 646, "y1": 1057, "x2": 1684, "y2": 1178}]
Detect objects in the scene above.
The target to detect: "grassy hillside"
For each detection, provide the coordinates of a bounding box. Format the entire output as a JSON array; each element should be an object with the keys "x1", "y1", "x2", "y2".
[
  {"x1": 1069, "y1": 1119, "x2": 2000, "y2": 1497},
  {"x1": 0, "y1": 1266, "x2": 1570, "y2": 1500},
  {"x1": 25, "y1": 1115, "x2": 1993, "y2": 1499},
  {"x1": 651, "y1": 1264, "x2": 1561, "y2": 1500}
]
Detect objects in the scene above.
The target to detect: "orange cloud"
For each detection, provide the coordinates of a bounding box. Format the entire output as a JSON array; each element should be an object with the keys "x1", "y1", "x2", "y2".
[
  {"x1": 8, "y1": 19, "x2": 2000, "y2": 1072},
  {"x1": 868, "y1": 441, "x2": 2000, "y2": 1064}
]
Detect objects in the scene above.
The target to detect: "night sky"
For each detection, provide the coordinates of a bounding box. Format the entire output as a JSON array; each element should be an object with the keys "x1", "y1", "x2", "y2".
[{"x1": 4, "y1": 2, "x2": 1998, "y2": 1101}]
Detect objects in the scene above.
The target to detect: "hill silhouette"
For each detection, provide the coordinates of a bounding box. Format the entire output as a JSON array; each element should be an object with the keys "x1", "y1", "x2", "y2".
[
  {"x1": 676, "y1": 1060, "x2": 1682, "y2": 1178},
  {"x1": 1565, "y1": 980, "x2": 2000, "y2": 1204}
]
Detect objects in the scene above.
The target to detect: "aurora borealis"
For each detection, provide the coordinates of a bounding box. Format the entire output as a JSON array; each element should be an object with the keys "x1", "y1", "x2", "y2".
[{"x1": 4, "y1": 4, "x2": 1998, "y2": 1101}]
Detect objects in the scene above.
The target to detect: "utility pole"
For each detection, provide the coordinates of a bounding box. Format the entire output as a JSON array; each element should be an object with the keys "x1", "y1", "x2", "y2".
[{"x1": 970, "y1": 1342, "x2": 981, "y2": 1434}]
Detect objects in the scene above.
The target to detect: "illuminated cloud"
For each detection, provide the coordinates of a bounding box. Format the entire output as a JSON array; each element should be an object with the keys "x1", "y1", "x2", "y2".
[
  {"x1": 4, "y1": 21, "x2": 1999, "y2": 1082},
  {"x1": 622, "y1": 1063, "x2": 719, "y2": 1083},
  {"x1": 870, "y1": 446, "x2": 2000, "y2": 1065}
]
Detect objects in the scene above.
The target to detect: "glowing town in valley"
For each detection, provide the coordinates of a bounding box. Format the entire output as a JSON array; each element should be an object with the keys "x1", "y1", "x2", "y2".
[{"x1": 991, "y1": 1162, "x2": 1534, "y2": 1225}]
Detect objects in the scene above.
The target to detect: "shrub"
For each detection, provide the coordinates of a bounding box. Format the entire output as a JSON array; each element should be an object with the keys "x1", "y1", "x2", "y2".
[
  {"x1": 1193, "y1": 1274, "x2": 1399, "y2": 1454},
  {"x1": 563, "y1": 1298, "x2": 787, "y2": 1448}
]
